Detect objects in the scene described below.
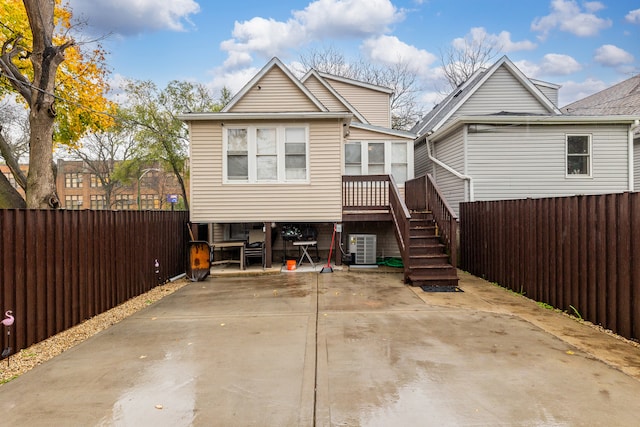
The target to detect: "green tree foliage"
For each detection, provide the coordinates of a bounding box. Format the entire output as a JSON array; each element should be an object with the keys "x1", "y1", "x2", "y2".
[{"x1": 119, "y1": 80, "x2": 228, "y2": 211}]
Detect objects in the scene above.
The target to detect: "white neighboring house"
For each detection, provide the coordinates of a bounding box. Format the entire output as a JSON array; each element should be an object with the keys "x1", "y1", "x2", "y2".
[
  {"x1": 412, "y1": 56, "x2": 640, "y2": 215},
  {"x1": 562, "y1": 73, "x2": 640, "y2": 190}
]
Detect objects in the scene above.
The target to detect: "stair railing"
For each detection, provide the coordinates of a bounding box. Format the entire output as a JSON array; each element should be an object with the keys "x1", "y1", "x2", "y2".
[
  {"x1": 406, "y1": 174, "x2": 458, "y2": 269},
  {"x1": 388, "y1": 174, "x2": 411, "y2": 279}
]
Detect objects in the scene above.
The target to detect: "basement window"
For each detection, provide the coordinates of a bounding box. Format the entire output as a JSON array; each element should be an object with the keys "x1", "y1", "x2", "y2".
[{"x1": 566, "y1": 134, "x2": 591, "y2": 177}]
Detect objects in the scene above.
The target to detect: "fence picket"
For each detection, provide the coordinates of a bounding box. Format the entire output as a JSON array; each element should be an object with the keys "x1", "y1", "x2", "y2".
[
  {"x1": 0, "y1": 209, "x2": 188, "y2": 355},
  {"x1": 461, "y1": 193, "x2": 638, "y2": 341}
]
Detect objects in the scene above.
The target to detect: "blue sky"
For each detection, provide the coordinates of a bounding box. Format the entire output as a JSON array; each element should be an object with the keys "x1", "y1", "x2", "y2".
[{"x1": 68, "y1": 0, "x2": 640, "y2": 107}]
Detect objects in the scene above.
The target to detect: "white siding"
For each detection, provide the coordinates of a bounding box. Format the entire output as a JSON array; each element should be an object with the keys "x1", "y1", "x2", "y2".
[
  {"x1": 230, "y1": 67, "x2": 319, "y2": 112},
  {"x1": 534, "y1": 83, "x2": 559, "y2": 107},
  {"x1": 467, "y1": 124, "x2": 630, "y2": 204},
  {"x1": 414, "y1": 140, "x2": 430, "y2": 177},
  {"x1": 431, "y1": 128, "x2": 467, "y2": 216},
  {"x1": 456, "y1": 66, "x2": 551, "y2": 118},
  {"x1": 189, "y1": 119, "x2": 344, "y2": 223},
  {"x1": 323, "y1": 78, "x2": 391, "y2": 127},
  {"x1": 634, "y1": 139, "x2": 640, "y2": 191}
]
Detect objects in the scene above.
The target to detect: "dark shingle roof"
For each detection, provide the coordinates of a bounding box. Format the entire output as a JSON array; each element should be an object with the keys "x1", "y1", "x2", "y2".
[{"x1": 562, "y1": 74, "x2": 640, "y2": 116}]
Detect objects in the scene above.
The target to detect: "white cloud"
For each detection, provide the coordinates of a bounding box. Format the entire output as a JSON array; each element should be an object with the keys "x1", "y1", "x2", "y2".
[
  {"x1": 625, "y1": 8, "x2": 640, "y2": 24},
  {"x1": 220, "y1": 17, "x2": 307, "y2": 60},
  {"x1": 208, "y1": 67, "x2": 260, "y2": 96},
  {"x1": 295, "y1": 0, "x2": 404, "y2": 38},
  {"x1": 531, "y1": 0, "x2": 612, "y2": 40},
  {"x1": 452, "y1": 27, "x2": 536, "y2": 54},
  {"x1": 361, "y1": 35, "x2": 437, "y2": 71},
  {"x1": 540, "y1": 54, "x2": 582, "y2": 75},
  {"x1": 69, "y1": 0, "x2": 200, "y2": 36},
  {"x1": 558, "y1": 78, "x2": 608, "y2": 106},
  {"x1": 514, "y1": 54, "x2": 581, "y2": 78},
  {"x1": 594, "y1": 44, "x2": 635, "y2": 66},
  {"x1": 220, "y1": 0, "x2": 403, "y2": 63},
  {"x1": 584, "y1": 1, "x2": 605, "y2": 13}
]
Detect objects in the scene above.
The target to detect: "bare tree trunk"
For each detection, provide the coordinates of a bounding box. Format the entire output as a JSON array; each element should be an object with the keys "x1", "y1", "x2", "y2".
[
  {"x1": 26, "y1": 106, "x2": 58, "y2": 208},
  {"x1": 23, "y1": 0, "x2": 71, "y2": 208}
]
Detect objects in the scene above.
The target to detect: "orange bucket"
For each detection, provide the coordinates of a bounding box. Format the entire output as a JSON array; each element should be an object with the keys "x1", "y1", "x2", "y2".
[{"x1": 286, "y1": 259, "x2": 297, "y2": 270}]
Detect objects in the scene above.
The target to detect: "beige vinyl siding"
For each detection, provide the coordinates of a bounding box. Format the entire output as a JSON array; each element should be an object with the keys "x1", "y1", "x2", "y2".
[
  {"x1": 323, "y1": 78, "x2": 391, "y2": 127},
  {"x1": 342, "y1": 222, "x2": 400, "y2": 258},
  {"x1": 303, "y1": 75, "x2": 348, "y2": 112},
  {"x1": 467, "y1": 124, "x2": 630, "y2": 203},
  {"x1": 634, "y1": 139, "x2": 640, "y2": 190},
  {"x1": 189, "y1": 119, "x2": 343, "y2": 223},
  {"x1": 455, "y1": 66, "x2": 551, "y2": 118},
  {"x1": 229, "y1": 67, "x2": 320, "y2": 113},
  {"x1": 431, "y1": 128, "x2": 467, "y2": 216}
]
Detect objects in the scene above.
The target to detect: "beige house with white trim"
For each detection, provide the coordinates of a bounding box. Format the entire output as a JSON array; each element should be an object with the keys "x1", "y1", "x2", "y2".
[{"x1": 180, "y1": 58, "x2": 416, "y2": 268}]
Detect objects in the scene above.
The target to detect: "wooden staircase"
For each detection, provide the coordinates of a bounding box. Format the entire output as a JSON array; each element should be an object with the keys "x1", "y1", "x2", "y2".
[{"x1": 406, "y1": 211, "x2": 459, "y2": 288}]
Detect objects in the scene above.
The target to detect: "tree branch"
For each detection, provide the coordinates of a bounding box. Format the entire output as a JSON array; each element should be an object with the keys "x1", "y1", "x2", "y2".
[{"x1": 0, "y1": 127, "x2": 27, "y2": 190}]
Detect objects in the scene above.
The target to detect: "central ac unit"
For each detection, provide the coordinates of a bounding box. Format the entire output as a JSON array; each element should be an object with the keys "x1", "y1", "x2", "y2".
[{"x1": 348, "y1": 234, "x2": 376, "y2": 265}]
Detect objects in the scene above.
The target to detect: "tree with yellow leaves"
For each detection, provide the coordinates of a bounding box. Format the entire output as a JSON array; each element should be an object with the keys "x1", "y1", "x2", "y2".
[{"x1": 0, "y1": 0, "x2": 114, "y2": 208}]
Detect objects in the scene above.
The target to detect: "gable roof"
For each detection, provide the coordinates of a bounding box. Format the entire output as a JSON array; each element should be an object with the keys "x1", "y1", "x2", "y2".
[
  {"x1": 301, "y1": 69, "x2": 369, "y2": 124},
  {"x1": 562, "y1": 73, "x2": 640, "y2": 116},
  {"x1": 317, "y1": 71, "x2": 394, "y2": 94},
  {"x1": 411, "y1": 56, "x2": 562, "y2": 138},
  {"x1": 222, "y1": 57, "x2": 327, "y2": 113},
  {"x1": 349, "y1": 122, "x2": 415, "y2": 139}
]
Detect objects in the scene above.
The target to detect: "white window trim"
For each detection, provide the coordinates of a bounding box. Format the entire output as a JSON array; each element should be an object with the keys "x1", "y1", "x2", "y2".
[
  {"x1": 565, "y1": 134, "x2": 592, "y2": 178},
  {"x1": 343, "y1": 140, "x2": 414, "y2": 184},
  {"x1": 223, "y1": 124, "x2": 310, "y2": 184}
]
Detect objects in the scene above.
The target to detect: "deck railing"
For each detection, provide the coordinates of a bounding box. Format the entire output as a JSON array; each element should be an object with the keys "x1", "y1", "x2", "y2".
[
  {"x1": 342, "y1": 175, "x2": 411, "y2": 275},
  {"x1": 342, "y1": 174, "x2": 390, "y2": 211},
  {"x1": 405, "y1": 174, "x2": 458, "y2": 268}
]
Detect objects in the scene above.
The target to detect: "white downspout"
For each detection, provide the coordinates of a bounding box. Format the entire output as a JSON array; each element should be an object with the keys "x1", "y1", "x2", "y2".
[
  {"x1": 426, "y1": 136, "x2": 475, "y2": 201},
  {"x1": 630, "y1": 120, "x2": 639, "y2": 192}
]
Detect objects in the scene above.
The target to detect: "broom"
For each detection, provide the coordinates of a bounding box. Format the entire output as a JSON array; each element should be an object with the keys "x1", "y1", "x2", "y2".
[{"x1": 320, "y1": 224, "x2": 336, "y2": 273}]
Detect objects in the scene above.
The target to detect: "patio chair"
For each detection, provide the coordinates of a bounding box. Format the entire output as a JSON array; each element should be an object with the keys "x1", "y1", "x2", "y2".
[{"x1": 245, "y1": 229, "x2": 265, "y2": 268}]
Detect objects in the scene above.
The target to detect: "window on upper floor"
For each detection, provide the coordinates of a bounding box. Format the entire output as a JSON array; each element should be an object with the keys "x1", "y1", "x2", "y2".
[
  {"x1": 224, "y1": 125, "x2": 309, "y2": 183},
  {"x1": 344, "y1": 140, "x2": 411, "y2": 184},
  {"x1": 566, "y1": 134, "x2": 591, "y2": 177},
  {"x1": 65, "y1": 172, "x2": 83, "y2": 188}
]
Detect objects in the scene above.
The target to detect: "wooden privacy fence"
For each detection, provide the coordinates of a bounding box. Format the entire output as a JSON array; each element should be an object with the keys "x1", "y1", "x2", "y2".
[
  {"x1": 0, "y1": 209, "x2": 189, "y2": 354},
  {"x1": 460, "y1": 193, "x2": 640, "y2": 341}
]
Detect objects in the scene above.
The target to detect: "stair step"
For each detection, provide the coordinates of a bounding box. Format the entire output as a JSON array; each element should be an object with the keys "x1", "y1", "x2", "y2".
[
  {"x1": 409, "y1": 254, "x2": 450, "y2": 266},
  {"x1": 411, "y1": 243, "x2": 447, "y2": 255},
  {"x1": 409, "y1": 264, "x2": 457, "y2": 275},
  {"x1": 410, "y1": 236, "x2": 441, "y2": 245}
]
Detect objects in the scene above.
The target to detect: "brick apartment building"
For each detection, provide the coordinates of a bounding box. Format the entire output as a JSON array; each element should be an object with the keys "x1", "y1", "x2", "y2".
[{"x1": 1, "y1": 160, "x2": 187, "y2": 210}]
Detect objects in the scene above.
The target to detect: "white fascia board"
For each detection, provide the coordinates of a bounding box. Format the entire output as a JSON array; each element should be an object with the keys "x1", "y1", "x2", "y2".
[
  {"x1": 178, "y1": 112, "x2": 353, "y2": 121},
  {"x1": 317, "y1": 71, "x2": 394, "y2": 94},
  {"x1": 349, "y1": 122, "x2": 415, "y2": 139},
  {"x1": 221, "y1": 57, "x2": 327, "y2": 113}
]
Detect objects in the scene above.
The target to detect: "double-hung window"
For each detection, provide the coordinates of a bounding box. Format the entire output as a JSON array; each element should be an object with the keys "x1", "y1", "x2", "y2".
[
  {"x1": 224, "y1": 125, "x2": 308, "y2": 183},
  {"x1": 227, "y1": 128, "x2": 249, "y2": 180},
  {"x1": 566, "y1": 134, "x2": 591, "y2": 177},
  {"x1": 344, "y1": 140, "x2": 411, "y2": 184}
]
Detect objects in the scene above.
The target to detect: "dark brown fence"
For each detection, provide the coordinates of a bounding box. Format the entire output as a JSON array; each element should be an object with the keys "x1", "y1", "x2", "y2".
[
  {"x1": 0, "y1": 209, "x2": 189, "y2": 354},
  {"x1": 460, "y1": 193, "x2": 640, "y2": 341}
]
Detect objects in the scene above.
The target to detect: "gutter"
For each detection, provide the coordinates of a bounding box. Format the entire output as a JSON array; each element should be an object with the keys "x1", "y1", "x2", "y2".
[{"x1": 425, "y1": 134, "x2": 475, "y2": 201}]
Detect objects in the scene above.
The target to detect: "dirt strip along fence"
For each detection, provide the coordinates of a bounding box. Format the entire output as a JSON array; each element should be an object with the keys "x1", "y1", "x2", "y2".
[
  {"x1": 0, "y1": 209, "x2": 189, "y2": 355},
  {"x1": 460, "y1": 193, "x2": 640, "y2": 342}
]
